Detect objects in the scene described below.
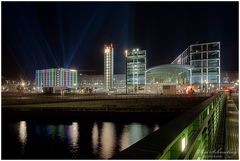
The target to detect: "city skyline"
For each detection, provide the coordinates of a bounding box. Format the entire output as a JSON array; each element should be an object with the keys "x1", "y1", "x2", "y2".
[{"x1": 2, "y1": 2, "x2": 238, "y2": 80}]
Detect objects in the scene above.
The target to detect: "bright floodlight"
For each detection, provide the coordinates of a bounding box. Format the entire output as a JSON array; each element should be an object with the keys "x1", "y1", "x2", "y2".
[{"x1": 21, "y1": 82, "x2": 25, "y2": 87}]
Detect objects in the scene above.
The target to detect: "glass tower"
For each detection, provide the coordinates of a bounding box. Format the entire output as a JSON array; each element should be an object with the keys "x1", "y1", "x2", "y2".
[
  {"x1": 126, "y1": 48, "x2": 146, "y2": 93},
  {"x1": 104, "y1": 44, "x2": 114, "y2": 90},
  {"x1": 172, "y1": 42, "x2": 221, "y2": 92}
]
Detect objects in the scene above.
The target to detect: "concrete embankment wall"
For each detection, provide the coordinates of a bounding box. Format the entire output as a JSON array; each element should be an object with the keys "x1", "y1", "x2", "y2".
[{"x1": 2, "y1": 96, "x2": 209, "y2": 122}]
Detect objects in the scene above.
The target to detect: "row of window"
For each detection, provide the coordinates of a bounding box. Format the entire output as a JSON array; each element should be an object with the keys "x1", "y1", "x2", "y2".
[
  {"x1": 192, "y1": 75, "x2": 219, "y2": 84},
  {"x1": 127, "y1": 58, "x2": 146, "y2": 63},
  {"x1": 191, "y1": 51, "x2": 220, "y2": 60},
  {"x1": 191, "y1": 43, "x2": 220, "y2": 53},
  {"x1": 192, "y1": 68, "x2": 219, "y2": 75},
  {"x1": 191, "y1": 60, "x2": 219, "y2": 67}
]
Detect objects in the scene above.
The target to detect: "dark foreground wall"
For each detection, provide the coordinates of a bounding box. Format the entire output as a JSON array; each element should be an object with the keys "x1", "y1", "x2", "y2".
[{"x1": 2, "y1": 110, "x2": 180, "y2": 123}]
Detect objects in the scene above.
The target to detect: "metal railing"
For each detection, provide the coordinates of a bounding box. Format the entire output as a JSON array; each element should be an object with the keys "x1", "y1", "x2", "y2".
[
  {"x1": 160, "y1": 93, "x2": 226, "y2": 159},
  {"x1": 112, "y1": 93, "x2": 226, "y2": 159}
]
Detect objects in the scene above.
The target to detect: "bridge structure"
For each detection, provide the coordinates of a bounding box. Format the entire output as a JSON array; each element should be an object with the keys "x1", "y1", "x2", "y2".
[{"x1": 112, "y1": 93, "x2": 238, "y2": 159}]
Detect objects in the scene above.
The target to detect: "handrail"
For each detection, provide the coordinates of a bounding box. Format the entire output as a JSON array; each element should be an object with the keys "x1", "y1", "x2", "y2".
[
  {"x1": 178, "y1": 107, "x2": 215, "y2": 159},
  {"x1": 112, "y1": 93, "x2": 226, "y2": 159}
]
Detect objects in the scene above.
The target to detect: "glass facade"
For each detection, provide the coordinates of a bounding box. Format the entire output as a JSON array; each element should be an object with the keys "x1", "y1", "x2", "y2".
[
  {"x1": 146, "y1": 64, "x2": 190, "y2": 94},
  {"x1": 171, "y1": 48, "x2": 190, "y2": 65},
  {"x1": 104, "y1": 44, "x2": 114, "y2": 90},
  {"x1": 126, "y1": 49, "x2": 146, "y2": 93},
  {"x1": 35, "y1": 68, "x2": 78, "y2": 89},
  {"x1": 190, "y1": 42, "x2": 220, "y2": 92},
  {"x1": 171, "y1": 42, "x2": 221, "y2": 92}
]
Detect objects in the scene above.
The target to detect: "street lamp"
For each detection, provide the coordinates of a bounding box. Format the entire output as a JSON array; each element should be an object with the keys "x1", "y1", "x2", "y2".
[
  {"x1": 125, "y1": 49, "x2": 128, "y2": 94},
  {"x1": 204, "y1": 80, "x2": 208, "y2": 94}
]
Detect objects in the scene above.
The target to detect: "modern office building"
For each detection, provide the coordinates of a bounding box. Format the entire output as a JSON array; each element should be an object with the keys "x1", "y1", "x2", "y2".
[
  {"x1": 125, "y1": 48, "x2": 146, "y2": 93},
  {"x1": 172, "y1": 42, "x2": 221, "y2": 92},
  {"x1": 104, "y1": 44, "x2": 114, "y2": 91},
  {"x1": 35, "y1": 68, "x2": 78, "y2": 93}
]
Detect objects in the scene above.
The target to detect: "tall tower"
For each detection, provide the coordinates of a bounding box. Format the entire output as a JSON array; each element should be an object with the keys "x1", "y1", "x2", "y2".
[
  {"x1": 126, "y1": 48, "x2": 146, "y2": 93},
  {"x1": 104, "y1": 44, "x2": 114, "y2": 90}
]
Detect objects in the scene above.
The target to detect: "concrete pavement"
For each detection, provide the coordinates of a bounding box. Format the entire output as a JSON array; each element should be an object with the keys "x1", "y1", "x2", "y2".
[{"x1": 225, "y1": 96, "x2": 239, "y2": 159}]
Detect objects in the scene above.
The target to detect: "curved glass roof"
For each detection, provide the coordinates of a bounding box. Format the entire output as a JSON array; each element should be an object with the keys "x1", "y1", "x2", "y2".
[
  {"x1": 146, "y1": 64, "x2": 191, "y2": 72},
  {"x1": 146, "y1": 64, "x2": 190, "y2": 85}
]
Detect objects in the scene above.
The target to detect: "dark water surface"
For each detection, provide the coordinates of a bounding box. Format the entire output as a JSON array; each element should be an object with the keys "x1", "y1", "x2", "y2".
[{"x1": 2, "y1": 118, "x2": 162, "y2": 159}]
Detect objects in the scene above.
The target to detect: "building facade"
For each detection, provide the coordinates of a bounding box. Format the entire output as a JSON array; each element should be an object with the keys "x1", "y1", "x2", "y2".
[
  {"x1": 146, "y1": 64, "x2": 190, "y2": 94},
  {"x1": 126, "y1": 48, "x2": 146, "y2": 93},
  {"x1": 79, "y1": 74, "x2": 125, "y2": 93},
  {"x1": 104, "y1": 44, "x2": 114, "y2": 91},
  {"x1": 35, "y1": 68, "x2": 78, "y2": 93},
  {"x1": 172, "y1": 42, "x2": 220, "y2": 92}
]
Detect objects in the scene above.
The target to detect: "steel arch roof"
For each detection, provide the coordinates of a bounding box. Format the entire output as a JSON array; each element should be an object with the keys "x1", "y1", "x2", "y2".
[{"x1": 146, "y1": 64, "x2": 191, "y2": 73}]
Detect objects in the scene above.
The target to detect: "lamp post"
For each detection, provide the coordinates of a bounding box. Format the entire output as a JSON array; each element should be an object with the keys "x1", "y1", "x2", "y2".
[
  {"x1": 125, "y1": 49, "x2": 128, "y2": 94},
  {"x1": 204, "y1": 80, "x2": 208, "y2": 95}
]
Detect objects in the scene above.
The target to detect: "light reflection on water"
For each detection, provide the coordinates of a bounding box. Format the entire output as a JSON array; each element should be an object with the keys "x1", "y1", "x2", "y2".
[
  {"x1": 18, "y1": 121, "x2": 27, "y2": 145},
  {"x1": 100, "y1": 122, "x2": 116, "y2": 159},
  {"x1": 69, "y1": 122, "x2": 79, "y2": 156},
  {"x1": 9, "y1": 120, "x2": 160, "y2": 159},
  {"x1": 92, "y1": 122, "x2": 99, "y2": 154}
]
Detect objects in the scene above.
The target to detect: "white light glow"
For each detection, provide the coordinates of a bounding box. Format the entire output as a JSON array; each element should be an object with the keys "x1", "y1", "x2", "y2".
[
  {"x1": 19, "y1": 121, "x2": 27, "y2": 145},
  {"x1": 100, "y1": 122, "x2": 116, "y2": 159},
  {"x1": 119, "y1": 126, "x2": 130, "y2": 151},
  {"x1": 125, "y1": 49, "x2": 128, "y2": 57},
  {"x1": 70, "y1": 122, "x2": 79, "y2": 147},
  {"x1": 104, "y1": 47, "x2": 110, "y2": 54},
  {"x1": 92, "y1": 122, "x2": 99, "y2": 154},
  {"x1": 153, "y1": 124, "x2": 160, "y2": 131},
  {"x1": 181, "y1": 137, "x2": 186, "y2": 151}
]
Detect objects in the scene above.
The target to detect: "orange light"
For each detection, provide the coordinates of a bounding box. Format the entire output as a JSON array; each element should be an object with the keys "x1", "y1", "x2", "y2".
[{"x1": 186, "y1": 85, "x2": 195, "y2": 94}]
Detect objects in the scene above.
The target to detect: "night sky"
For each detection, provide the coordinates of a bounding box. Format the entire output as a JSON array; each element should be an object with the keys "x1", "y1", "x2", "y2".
[{"x1": 2, "y1": 2, "x2": 239, "y2": 80}]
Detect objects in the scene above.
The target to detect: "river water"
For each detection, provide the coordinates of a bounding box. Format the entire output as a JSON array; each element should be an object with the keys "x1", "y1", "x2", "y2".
[{"x1": 2, "y1": 119, "x2": 162, "y2": 159}]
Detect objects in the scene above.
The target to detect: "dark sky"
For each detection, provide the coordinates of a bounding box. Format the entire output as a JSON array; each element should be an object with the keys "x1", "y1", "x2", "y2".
[{"x1": 2, "y1": 2, "x2": 239, "y2": 80}]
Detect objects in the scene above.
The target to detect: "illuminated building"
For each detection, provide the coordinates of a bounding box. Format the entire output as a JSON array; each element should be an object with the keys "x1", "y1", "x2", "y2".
[
  {"x1": 104, "y1": 44, "x2": 114, "y2": 91},
  {"x1": 146, "y1": 64, "x2": 190, "y2": 94},
  {"x1": 172, "y1": 42, "x2": 221, "y2": 92},
  {"x1": 79, "y1": 74, "x2": 125, "y2": 93},
  {"x1": 35, "y1": 68, "x2": 78, "y2": 93},
  {"x1": 125, "y1": 48, "x2": 146, "y2": 93}
]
